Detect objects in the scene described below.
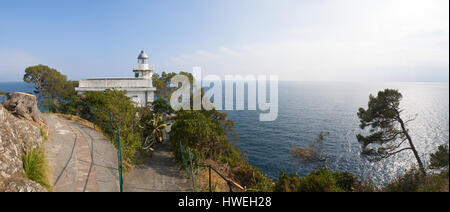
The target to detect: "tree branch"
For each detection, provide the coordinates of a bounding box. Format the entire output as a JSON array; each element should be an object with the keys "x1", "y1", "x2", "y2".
[{"x1": 382, "y1": 148, "x2": 412, "y2": 160}]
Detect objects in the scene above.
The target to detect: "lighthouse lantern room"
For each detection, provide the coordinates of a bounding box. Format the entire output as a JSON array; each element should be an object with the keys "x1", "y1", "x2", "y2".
[{"x1": 134, "y1": 50, "x2": 154, "y2": 79}]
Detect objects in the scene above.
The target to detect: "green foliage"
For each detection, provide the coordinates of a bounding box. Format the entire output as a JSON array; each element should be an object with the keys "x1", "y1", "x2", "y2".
[
  {"x1": 357, "y1": 89, "x2": 425, "y2": 174},
  {"x1": 22, "y1": 148, "x2": 51, "y2": 191},
  {"x1": 153, "y1": 71, "x2": 194, "y2": 99},
  {"x1": 383, "y1": 167, "x2": 449, "y2": 192},
  {"x1": 40, "y1": 128, "x2": 48, "y2": 141},
  {"x1": 170, "y1": 109, "x2": 272, "y2": 191},
  {"x1": 170, "y1": 110, "x2": 225, "y2": 161},
  {"x1": 357, "y1": 89, "x2": 406, "y2": 160},
  {"x1": 23, "y1": 64, "x2": 78, "y2": 111},
  {"x1": 140, "y1": 113, "x2": 168, "y2": 155},
  {"x1": 274, "y1": 169, "x2": 361, "y2": 192},
  {"x1": 430, "y1": 145, "x2": 449, "y2": 170},
  {"x1": 68, "y1": 90, "x2": 143, "y2": 171},
  {"x1": 230, "y1": 160, "x2": 275, "y2": 192},
  {"x1": 383, "y1": 145, "x2": 450, "y2": 192},
  {"x1": 0, "y1": 90, "x2": 7, "y2": 95},
  {"x1": 151, "y1": 98, "x2": 174, "y2": 114}
]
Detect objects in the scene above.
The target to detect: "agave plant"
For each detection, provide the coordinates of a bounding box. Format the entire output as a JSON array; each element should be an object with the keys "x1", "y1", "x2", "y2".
[
  {"x1": 142, "y1": 136, "x2": 157, "y2": 153},
  {"x1": 147, "y1": 113, "x2": 168, "y2": 144},
  {"x1": 139, "y1": 112, "x2": 169, "y2": 155}
]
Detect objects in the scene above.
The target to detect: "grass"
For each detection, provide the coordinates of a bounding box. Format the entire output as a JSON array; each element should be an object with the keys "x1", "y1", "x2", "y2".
[
  {"x1": 22, "y1": 148, "x2": 52, "y2": 191},
  {"x1": 0, "y1": 90, "x2": 7, "y2": 95},
  {"x1": 194, "y1": 160, "x2": 245, "y2": 192},
  {"x1": 40, "y1": 128, "x2": 48, "y2": 141}
]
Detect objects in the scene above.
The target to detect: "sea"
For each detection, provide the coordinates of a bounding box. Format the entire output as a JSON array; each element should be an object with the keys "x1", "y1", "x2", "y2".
[{"x1": 1, "y1": 81, "x2": 448, "y2": 185}]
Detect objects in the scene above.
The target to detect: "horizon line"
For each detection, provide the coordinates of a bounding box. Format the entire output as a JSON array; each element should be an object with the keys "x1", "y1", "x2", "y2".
[{"x1": 0, "y1": 80, "x2": 449, "y2": 84}]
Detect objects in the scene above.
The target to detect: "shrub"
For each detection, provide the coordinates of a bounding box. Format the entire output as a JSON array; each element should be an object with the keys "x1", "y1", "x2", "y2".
[
  {"x1": 151, "y1": 98, "x2": 174, "y2": 115},
  {"x1": 383, "y1": 167, "x2": 449, "y2": 192},
  {"x1": 430, "y1": 145, "x2": 449, "y2": 170},
  {"x1": 64, "y1": 90, "x2": 144, "y2": 171},
  {"x1": 231, "y1": 161, "x2": 274, "y2": 192},
  {"x1": 274, "y1": 168, "x2": 360, "y2": 192},
  {"x1": 22, "y1": 148, "x2": 51, "y2": 191},
  {"x1": 170, "y1": 110, "x2": 273, "y2": 192},
  {"x1": 170, "y1": 110, "x2": 226, "y2": 162}
]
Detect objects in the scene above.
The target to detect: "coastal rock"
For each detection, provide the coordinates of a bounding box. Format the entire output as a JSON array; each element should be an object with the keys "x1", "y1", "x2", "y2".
[
  {"x1": 0, "y1": 103, "x2": 46, "y2": 192},
  {"x1": 0, "y1": 176, "x2": 46, "y2": 192},
  {"x1": 2, "y1": 92, "x2": 41, "y2": 123}
]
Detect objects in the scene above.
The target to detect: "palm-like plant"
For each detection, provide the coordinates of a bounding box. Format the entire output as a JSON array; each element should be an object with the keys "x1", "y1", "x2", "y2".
[
  {"x1": 151, "y1": 114, "x2": 168, "y2": 143},
  {"x1": 140, "y1": 113, "x2": 168, "y2": 154}
]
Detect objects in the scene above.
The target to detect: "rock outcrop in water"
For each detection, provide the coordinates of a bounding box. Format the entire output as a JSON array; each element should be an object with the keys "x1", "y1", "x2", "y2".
[{"x1": 0, "y1": 98, "x2": 46, "y2": 192}]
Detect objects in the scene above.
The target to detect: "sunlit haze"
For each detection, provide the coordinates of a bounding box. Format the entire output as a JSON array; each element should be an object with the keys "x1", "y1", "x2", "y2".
[{"x1": 0, "y1": 0, "x2": 448, "y2": 82}]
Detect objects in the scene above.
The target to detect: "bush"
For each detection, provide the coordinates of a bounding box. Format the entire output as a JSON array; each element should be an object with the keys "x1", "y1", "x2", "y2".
[
  {"x1": 170, "y1": 110, "x2": 273, "y2": 192},
  {"x1": 230, "y1": 161, "x2": 274, "y2": 192},
  {"x1": 430, "y1": 145, "x2": 449, "y2": 170},
  {"x1": 170, "y1": 110, "x2": 226, "y2": 162},
  {"x1": 274, "y1": 168, "x2": 361, "y2": 192},
  {"x1": 383, "y1": 167, "x2": 449, "y2": 192},
  {"x1": 151, "y1": 98, "x2": 174, "y2": 115},
  {"x1": 64, "y1": 90, "x2": 144, "y2": 171},
  {"x1": 22, "y1": 148, "x2": 51, "y2": 191}
]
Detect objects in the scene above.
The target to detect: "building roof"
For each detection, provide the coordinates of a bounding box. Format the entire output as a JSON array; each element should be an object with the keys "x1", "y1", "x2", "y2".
[{"x1": 138, "y1": 50, "x2": 149, "y2": 59}]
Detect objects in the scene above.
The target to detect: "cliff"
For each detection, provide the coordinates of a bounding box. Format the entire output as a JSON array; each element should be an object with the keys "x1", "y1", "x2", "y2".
[{"x1": 0, "y1": 93, "x2": 46, "y2": 192}]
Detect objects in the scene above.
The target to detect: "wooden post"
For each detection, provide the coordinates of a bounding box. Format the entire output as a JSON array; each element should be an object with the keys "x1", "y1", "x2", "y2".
[{"x1": 209, "y1": 166, "x2": 212, "y2": 192}]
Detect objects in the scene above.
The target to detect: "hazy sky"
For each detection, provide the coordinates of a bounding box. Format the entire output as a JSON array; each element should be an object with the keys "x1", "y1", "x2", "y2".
[{"x1": 0, "y1": 0, "x2": 448, "y2": 82}]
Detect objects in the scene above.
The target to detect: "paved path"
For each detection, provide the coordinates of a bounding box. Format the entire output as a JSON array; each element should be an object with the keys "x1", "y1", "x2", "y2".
[
  {"x1": 44, "y1": 114, "x2": 119, "y2": 192},
  {"x1": 44, "y1": 114, "x2": 190, "y2": 192},
  {"x1": 124, "y1": 141, "x2": 192, "y2": 192}
]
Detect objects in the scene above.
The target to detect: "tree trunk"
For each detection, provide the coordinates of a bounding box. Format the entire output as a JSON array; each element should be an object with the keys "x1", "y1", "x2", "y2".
[
  {"x1": 37, "y1": 92, "x2": 42, "y2": 107},
  {"x1": 398, "y1": 116, "x2": 426, "y2": 175}
]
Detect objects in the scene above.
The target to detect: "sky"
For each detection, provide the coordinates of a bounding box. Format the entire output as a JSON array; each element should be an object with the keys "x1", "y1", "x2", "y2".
[{"x1": 0, "y1": 0, "x2": 448, "y2": 82}]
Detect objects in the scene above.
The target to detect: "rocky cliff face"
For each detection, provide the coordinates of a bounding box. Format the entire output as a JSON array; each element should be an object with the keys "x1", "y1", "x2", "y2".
[{"x1": 0, "y1": 93, "x2": 46, "y2": 192}]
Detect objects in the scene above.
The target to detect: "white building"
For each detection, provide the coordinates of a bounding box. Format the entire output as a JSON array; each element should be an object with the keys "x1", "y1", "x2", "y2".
[{"x1": 76, "y1": 50, "x2": 157, "y2": 107}]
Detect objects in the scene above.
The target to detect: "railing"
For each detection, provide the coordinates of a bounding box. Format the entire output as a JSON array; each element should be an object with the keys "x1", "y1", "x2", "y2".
[
  {"x1": 197, "y1": 164, "x2": 245, "y2": 192},
  {"x1": 84, "y1": 103, "x2": 124, "y2": 192},
  {"x1": 179, "y1": 140, "x2": 245, "y2": 192},
  {"x1": 133, "y1": 64, "x2": 154, "y2": 71}
]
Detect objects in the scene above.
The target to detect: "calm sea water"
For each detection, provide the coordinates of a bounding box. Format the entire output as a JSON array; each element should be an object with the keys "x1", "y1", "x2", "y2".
[
  {"x1": 224, "y1": 82, "x2": 449, "y2": 185},
  {"x1": 1, "y1": 81, "x2": 448, "y2": 185},
  {"x1": 0, "y1": 82, "x2": 35, "y2": 102}
]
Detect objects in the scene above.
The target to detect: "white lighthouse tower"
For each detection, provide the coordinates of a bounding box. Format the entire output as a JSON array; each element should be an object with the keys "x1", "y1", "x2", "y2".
[{"x1": 133, "y1": 50, "x2": 154, "y2": 79}]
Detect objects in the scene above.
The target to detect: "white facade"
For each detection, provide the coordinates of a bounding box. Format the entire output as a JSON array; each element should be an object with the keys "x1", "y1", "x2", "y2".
[{"x1": 75, "y1": 50, "x2": 157, "y2": 107}]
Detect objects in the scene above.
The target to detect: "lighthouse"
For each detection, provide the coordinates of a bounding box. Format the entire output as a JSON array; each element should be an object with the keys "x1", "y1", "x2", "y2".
[
  {"x1": 133, "y1": 50, "x2": 154, "y2": 79},
  {"x1": 76, "y1": 50, "x2": 157, "y2": 107}
]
